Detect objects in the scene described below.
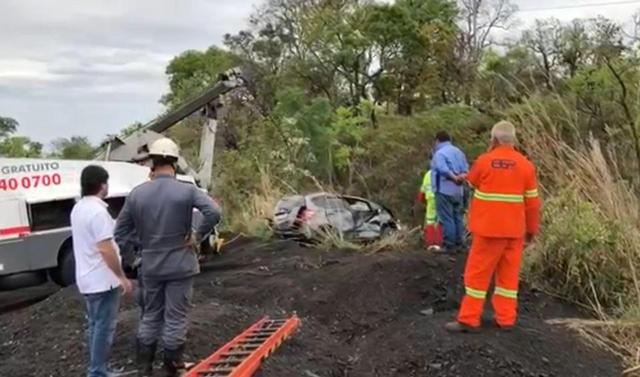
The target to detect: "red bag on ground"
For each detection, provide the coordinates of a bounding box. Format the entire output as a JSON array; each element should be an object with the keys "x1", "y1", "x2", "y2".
[{"x1": 423, "y1": 223, "x2": 443, "y2": 248}]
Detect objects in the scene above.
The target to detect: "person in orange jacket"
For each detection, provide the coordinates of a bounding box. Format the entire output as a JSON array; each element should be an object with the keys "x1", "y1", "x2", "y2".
[{"x1": 445, "y1": 120, "x2": 541, "y2": 332}]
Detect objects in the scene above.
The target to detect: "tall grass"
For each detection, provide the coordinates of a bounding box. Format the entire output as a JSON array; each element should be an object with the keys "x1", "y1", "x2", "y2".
[
  {"x1": 227, "y1": 167, "x2": 283, "y2": 239},
  {"x1": 510, "y1": 95, "x2": 640, "y2": 372}
]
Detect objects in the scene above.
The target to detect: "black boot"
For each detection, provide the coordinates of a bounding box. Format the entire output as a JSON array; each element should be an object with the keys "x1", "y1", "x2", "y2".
[
  {"x1": 163, "y1": 345, "x2": 185, "y2": 377},
  {"x1": 136, "y1": 339, "x2": 156, "y2": 377}
]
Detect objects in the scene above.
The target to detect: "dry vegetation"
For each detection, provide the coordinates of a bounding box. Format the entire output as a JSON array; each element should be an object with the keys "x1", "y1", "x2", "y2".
[{"x1": 513, "y1": 96, "x2": 640, "y2": 374}]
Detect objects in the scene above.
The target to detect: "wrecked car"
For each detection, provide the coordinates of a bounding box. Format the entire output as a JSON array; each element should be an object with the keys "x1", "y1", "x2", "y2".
[{"x1": 272, "y1": 192, "x2": 400, "y2": 242}]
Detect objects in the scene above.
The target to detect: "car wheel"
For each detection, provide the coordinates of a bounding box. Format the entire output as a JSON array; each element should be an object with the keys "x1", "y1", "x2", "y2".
[{"x1": 50, "y1": 246, "x2": 76, "y2": 287}]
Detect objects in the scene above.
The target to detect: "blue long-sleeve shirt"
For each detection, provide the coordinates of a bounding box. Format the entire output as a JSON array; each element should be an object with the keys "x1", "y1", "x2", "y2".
[{"x1": 430, "y1": 141, "x2": 469, "y2": 197}]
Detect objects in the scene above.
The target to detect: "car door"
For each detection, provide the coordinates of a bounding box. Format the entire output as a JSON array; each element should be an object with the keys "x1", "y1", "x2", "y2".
[
  {"x1": 310, "y1": 195, "x2": 354, "y2": 234},
  {"x1": 344, "y1": 197, "x2": 376, "y2": 228}
]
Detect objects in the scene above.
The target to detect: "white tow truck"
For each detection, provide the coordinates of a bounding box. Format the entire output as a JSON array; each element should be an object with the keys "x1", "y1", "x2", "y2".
[{"x1": 0, "y1": 68, "x2": 246, "y2": 290}]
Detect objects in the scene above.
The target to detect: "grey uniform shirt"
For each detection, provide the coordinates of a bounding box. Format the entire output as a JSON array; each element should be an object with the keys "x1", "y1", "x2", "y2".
[{"x1": 114, "y1": 174, "x2": 221, "y2": 280}]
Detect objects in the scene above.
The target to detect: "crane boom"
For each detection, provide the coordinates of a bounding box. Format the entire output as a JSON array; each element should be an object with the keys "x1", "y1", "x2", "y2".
[
  {"x1": 146, "y1": 69, "x2": 243, "y2": 134},
  {"x1": 97, "y1": 67, "x2": 246, "y2": 187}
]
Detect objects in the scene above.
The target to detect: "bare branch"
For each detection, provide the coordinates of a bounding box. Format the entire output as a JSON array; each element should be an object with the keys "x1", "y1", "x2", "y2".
[{"x1": 457, "y1": 0, "x2": 517, "y2": 63}]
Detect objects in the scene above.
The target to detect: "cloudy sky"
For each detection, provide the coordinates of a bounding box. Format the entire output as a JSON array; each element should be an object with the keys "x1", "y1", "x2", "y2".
[{"x1": 0, "y1": 0, "x2": 638, "y2": 147}]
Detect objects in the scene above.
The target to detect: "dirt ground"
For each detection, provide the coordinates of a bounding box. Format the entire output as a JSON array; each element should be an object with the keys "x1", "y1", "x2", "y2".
[{"x1": 0, "y1": 239, "x2": 622, "y2": 376}]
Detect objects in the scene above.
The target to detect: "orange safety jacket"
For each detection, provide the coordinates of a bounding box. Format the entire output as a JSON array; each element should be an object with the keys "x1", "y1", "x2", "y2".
[{"x1": 467, "y1": 145, "x2": 541, "y2": 238}]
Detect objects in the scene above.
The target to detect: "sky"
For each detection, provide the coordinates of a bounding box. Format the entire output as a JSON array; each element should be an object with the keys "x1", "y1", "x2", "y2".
[{"x1": 0, "y1": 0, "x2": 638, "y2": 147}]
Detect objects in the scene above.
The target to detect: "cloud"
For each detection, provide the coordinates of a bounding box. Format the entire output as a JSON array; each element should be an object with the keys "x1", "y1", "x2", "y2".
[{"x1": 0, "y1": 0, "x2": 256, "y2": 144}]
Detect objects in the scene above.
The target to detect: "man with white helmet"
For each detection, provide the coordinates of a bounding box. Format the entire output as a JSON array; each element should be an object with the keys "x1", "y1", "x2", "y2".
[{"x1": 115, "y1": 137, "x2": 221, "y2": 377}]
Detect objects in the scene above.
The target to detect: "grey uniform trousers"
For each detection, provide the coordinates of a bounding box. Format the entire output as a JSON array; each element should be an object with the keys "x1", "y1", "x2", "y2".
[{"x1": 137, "y1": 276, "x2": 193, "y2": 350}]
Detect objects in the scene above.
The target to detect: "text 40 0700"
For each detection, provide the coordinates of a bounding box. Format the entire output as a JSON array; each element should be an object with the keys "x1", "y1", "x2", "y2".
[{"x1": 0, "y1": 174, "x2": 62, "y2": 190}]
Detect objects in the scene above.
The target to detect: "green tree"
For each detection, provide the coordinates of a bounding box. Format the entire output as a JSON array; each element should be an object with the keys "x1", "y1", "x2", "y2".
[
  {"x1": 364, "y1": 0, "x2": 458, "y2": 114},
  {"x1": 0, "y1": 136, "x2": 42, "y2": 158},
  {"x1": 161, "y1": 47, "x2": 239, "y2": 108},
  {"x1": 50, "y1": 136, "x2": 95, "y2": 160},
  {"x1": 0, "y1": 117, "x2": 42, "y2": 158},
  {"x1": 557, "y1": 19, "x2": 591, "y2": 78},
  {"x1": 478, "y1": 47, "x2": 546, "y2": 107},
  {"x1": 0, "y1": 116, "x2": 18, "y2": 138}
]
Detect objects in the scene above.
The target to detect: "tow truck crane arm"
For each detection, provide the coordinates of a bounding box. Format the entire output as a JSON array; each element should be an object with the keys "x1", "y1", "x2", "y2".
[{"x1": 97, "y1": 67, "x2": 246, "y2": 188}]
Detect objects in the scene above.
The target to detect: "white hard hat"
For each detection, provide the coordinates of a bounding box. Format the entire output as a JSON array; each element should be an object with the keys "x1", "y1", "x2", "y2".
[{"x1": 148, "y1": 137, "x2": 180, "y2": 159}]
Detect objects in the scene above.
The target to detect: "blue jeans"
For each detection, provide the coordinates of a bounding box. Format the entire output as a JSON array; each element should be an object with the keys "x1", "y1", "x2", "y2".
[
  {"x1": 84, "y1": 287, "x2": 121, "y2": 377},
  {"x1": 435, "y1": 193, "x2": 465, "y2": 250}
]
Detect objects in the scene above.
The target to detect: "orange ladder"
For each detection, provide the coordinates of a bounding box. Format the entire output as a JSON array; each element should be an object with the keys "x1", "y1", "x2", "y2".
[{"x1": 185, "y1": 315, "x2": 301, "y2": 377}]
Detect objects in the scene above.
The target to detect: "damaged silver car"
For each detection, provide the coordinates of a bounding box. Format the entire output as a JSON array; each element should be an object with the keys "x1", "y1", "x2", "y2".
[{"x1": 272, "y1": 192, "x2": 400, "y2": 242}]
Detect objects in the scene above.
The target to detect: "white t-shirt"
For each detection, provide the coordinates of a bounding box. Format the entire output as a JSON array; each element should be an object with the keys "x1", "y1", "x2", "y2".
[{"x1": 70, "y1": 196, "x2": 121, "y2": 294}]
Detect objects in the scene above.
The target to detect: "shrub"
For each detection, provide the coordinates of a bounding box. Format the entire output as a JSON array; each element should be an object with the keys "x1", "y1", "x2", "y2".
[{"x1": 524, "y1": 191, "x2": 633, "y2": 313}]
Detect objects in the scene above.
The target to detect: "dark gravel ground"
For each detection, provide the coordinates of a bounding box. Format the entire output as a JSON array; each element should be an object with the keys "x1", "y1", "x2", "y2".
[{"x1": 0, "y1": 238, "x2": 622, "y2": 376}]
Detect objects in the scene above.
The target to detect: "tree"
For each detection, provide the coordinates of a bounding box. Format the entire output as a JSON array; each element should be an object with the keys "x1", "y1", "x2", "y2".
[
  {"x1": 556, "y1": 19, "x2": 591, "y2": 78},
  {"x1": 0, "y1": 116, "x2": 18, "y2": 138},
  {"x1": 453, "y1": 0, "x2": 517, "y2": 103},
  {"x1": 631, "y1": 11, "x2": 640, "y2": 43},
  {"x1": 0, "y1": 116, "x2": 42, "y2": 158},
  {"x1": 589, "y1": 16, "x2": 626, "y2": 64},
  {"x1": 364, "y1": 0, "x2": 458, "y2": 114},
  {"x1": 50, "y1": 137, "x2": 95, "y2": 160},
  {"x1": 0, "y1": 137, "x2": 42, "y2": 158},
  {"x1": 161, "y1": 47, "x2": 239, "y2": 109},
  {"x1": 521, "y1": 19, "x2": 562, "y2": 89},
  {"x1": 242, "y1": 0, "x2": 373, "y2": 108},
  {"x1": 478, "y1": 47, "x2": 545, "y2": 107}
]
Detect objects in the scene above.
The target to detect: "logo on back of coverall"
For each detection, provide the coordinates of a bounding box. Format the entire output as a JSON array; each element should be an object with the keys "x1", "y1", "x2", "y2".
[{"x1": 491, "y1": 159, "x2": 516, "y2": 170}]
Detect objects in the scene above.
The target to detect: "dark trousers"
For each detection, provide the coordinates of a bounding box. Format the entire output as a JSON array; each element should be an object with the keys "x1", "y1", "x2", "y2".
[
  {"x1": 137, "y1": 277, "x2": 193, "y2": 350},
  {"x1": 435, "y1": 193, "x2": 465, "y2": 250},
  {"x1": 84, "y1": 287, "x2": 121, "y2": 377}
]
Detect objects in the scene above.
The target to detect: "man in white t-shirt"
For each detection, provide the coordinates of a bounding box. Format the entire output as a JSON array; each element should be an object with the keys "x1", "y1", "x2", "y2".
[{"x1": 71, "y1": 165, "x2": 132, "y2": 377}]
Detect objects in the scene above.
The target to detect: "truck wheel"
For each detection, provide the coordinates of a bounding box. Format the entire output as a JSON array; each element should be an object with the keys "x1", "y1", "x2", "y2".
[{"x1": 50, "y1": 247, "x2": 76, "y2": 287}]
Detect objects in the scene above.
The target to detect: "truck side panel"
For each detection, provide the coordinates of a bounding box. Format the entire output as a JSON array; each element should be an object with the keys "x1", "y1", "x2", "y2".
[
  {"x1": 0, "y1": 239, "x2": 31, "y2": 275},
  {"x1": 0, "y1": 230, "x2": 70, "y2": 275}
]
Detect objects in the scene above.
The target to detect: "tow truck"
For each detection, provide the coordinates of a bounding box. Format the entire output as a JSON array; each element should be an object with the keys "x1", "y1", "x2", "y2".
[{"x1": 0, "y1": 68, "x2": 246, "y2": 290}]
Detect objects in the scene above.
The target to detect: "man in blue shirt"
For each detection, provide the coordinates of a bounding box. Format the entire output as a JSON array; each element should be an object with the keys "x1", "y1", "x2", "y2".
[{"x1": 430, "y1": 131, "x2": 469, "y2": 252}]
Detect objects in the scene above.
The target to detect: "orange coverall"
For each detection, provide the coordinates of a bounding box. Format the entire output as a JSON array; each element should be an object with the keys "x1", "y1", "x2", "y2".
[{"x1": 457, "y1": 145, "x2": 541, "y2": 328}]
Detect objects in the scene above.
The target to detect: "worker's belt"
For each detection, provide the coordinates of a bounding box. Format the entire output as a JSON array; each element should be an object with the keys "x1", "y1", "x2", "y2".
[{"x1": 473, "y1": 190, "x2": 525, "y2": 203}]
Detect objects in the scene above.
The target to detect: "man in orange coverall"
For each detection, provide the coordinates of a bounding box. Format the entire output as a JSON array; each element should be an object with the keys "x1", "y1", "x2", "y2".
[{"x1": 445, "y1": 120, "x2": 541, "y2": 332}]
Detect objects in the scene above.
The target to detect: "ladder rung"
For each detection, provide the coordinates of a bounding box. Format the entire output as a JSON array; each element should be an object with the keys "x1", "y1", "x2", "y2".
[
  {"x1": 221, "y1": 351, "x2": 252, "y2": 357},
  {"x1": 210, "y1": 367, "x2": 235, "y2": 373},
  {"x1": 211, "y1": 358, "x2": 243, "y2": 364},
  {"x1": 211, "y1": 355, "x2": 242, "y2": 365},
  {"x1": 233, "y1": 343, "x2": 260, "y2": 348}
]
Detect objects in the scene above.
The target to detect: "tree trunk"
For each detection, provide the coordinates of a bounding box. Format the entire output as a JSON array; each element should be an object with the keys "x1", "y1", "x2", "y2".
[{"x1": 397, "y1": 96, "x2": 412, "y2": 116}]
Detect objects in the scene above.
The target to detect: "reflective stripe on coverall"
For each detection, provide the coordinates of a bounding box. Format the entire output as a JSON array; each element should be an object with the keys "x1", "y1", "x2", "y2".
[
  {"x1": 420, "y1": 170, "x2": 437, "y2": 226},
  {"x1": 458, "y1": 145, "x2": 541, "y2": 327}
]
